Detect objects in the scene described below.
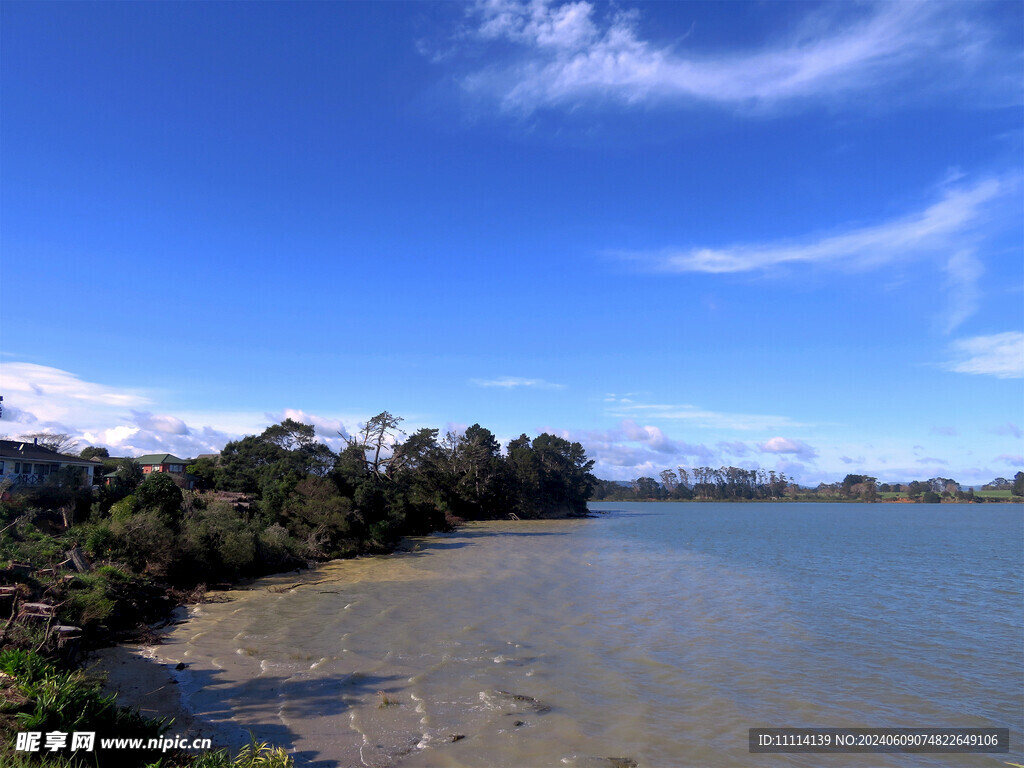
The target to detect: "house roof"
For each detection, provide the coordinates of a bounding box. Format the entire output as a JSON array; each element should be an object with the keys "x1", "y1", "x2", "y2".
[
  {"x1": 0, "y1": 439, "x2": 100, "y2": 466},
  {"x1": 135, "y1": 454, "x2": 188, "y2": 466}
]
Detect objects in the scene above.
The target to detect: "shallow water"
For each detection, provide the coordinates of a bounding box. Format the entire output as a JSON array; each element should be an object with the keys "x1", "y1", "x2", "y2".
[{"x1": 155, "y1": 503, "x2": 1024, "y2": 767}]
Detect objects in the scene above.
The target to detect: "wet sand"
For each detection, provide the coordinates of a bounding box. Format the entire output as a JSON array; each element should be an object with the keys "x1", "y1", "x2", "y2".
[{"x1": 87, "y1": 642, "x2": 227, "y2": 749}]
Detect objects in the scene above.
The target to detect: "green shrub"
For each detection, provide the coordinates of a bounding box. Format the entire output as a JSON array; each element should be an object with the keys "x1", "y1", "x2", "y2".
[
  {"x1": 108, "y1": 510, "x2": 175, "y2": 576},
  {"x1": 135, "y1": 473, "x2": 183, "y2": 520},
  {"x1": 256, "y1": 524, "x2": 297, "y2": 571},
  {"x1": 108, "y1": 496, "x2": 138, "y2": 523}
]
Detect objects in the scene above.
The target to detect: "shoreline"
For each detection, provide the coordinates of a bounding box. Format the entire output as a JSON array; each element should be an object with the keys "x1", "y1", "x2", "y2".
[
  {"x1": 81, "y1": 536, "x2": 461, "y2": 758},
  {"x1": 85, "y1": 607, "x2": 248, "y2": 756},
  {"x1": 82, "y1": 522, "x2": 571, "y2": 763},
  {"x1": 84, "y1": 593, "x2": 264, "y2": 757}
]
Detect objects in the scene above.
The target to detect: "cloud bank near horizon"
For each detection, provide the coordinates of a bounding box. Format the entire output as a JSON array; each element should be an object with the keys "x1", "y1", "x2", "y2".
[{"x1": 0, "y1": 361, "x2": 1017, "y2": 485}]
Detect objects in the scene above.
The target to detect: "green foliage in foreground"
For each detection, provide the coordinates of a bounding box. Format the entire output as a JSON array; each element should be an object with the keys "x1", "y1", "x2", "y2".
[
  {"x1": 0, "y1": 648, "x2": 164, "y2": 767},
  {"x1": 194, "y1": 742, "x2": 293, "y2": 768},
  {"x1": 0, "y1": 651, "x2": 293, "y2": 768}
]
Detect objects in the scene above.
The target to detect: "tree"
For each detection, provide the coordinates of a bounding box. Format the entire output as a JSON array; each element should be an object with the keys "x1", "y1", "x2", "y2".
[
  {"x1": 187, "y1": 457, "x2": 218, "y2": 491},
  {"x1": 387, "y1": 428, "x2": 440, "y2": 478},
  {"x1": 632, "y1": 477, "x2": 662, "y2": 499},
  {"x1": 506, "y1": 434, "x2": 542, "y2": 516},
  {"x1": 280, "y1": 476, "x2": 356, "y2": 558},
  {"x1": 906, "y1": 480, "x2": 927, "y2": 500},
  {"x1": 529, "y1": 434, "x2": 594, "y2": 516},
  {"x1": 455, "y1": 424, "x2": 504, "y2": 515},
  {"x1": 80, "y1": 446, "x2": 110, "y2": 460},
  {"x1": 18, "y1": 432, "x2": 79, "y2": 455},
  {"x1": 1013, "y1": 471, "x2": 1024, "y2": 497},
  {"x1": 660, "y1": 469, "x2": 679, "y2": 496},
  {"x1": 110, "y1": 459, "x2": 144, "y2": 495},
  {"x1": 343, "y1": 412, "x2": 404, "y2": 478},
  {"x1": 135, "y1": 472, "x2": 184, "y2": 520},
  {"x1": 218, "y1": 420, "x2": 334, "y2": 498},
  {"x1": 261, "y1": 418, "x2": 317, "y2": 452},
  {"x1": 842, "y1": 474, "x2": 869, "y2": 497}
]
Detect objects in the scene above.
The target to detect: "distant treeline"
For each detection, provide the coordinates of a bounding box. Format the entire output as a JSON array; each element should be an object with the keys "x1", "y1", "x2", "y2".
[
  {"x1": 592, "y1": 468, "x2": 1024, "y2": 503},
  {"x1": 592, "y1": 467, "x2": 789, "y2": 501}
]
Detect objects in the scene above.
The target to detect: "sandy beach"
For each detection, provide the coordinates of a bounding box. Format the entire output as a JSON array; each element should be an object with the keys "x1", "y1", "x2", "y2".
[{"x1": 86, "y1": 644, "x2": 224, "y2": 746}]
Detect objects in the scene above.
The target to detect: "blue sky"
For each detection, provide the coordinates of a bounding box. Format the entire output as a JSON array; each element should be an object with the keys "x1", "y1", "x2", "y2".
[{"x1": 1, "y1": 0, "x2": 1022, "y2": 485}]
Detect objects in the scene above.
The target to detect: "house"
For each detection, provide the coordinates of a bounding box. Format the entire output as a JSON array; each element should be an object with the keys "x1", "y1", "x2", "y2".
[
  {"x1": 0, "y1": 439, "x2": 101, "y2": 488},
  {"x1": 135, "y1": 454, "x2": 189, "y2": 477}
]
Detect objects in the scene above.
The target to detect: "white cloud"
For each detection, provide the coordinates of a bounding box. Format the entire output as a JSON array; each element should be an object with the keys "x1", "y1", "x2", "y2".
[
  {"x1": 945, "y1": 332, "x2": 1024, "y2": 379},
  {"x1": 630, "y1": 178, "x2": 1005, "y2": 275},
  {"x1": 0, "y1": 361, "x2": 252, "y2": 458},
  {"x1": 619, "y1": 419, "x2": 680, "y2": 454},
  {"x1": 457, "y1": 0, "x2": 1017, "y2": 114},
  {"x1": 471, "y1": 376, "x2": 566, "y2": 389},
  {"x1": 758, "y1": 436, "x2": 819, "y2": 459},
  {"x1": 1, "y1": 362, "x2": 150, "y2": 424},
  {"x1": 81, "y1": 425, "x2": 141, "y2": 448},
  {"x1": 131, "y1": 411, "x2": 190, "y2": 436}
]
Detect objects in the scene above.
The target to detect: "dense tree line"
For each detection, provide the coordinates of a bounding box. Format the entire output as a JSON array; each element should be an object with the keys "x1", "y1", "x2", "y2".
[
  {"x1": 592, "y1": 468, "x2": 1024, "y2": 503},
  {"x1": 2, "y1": 415, "x2": 594, "y2": 591},
  {"x1": 592, "y1": 466, "x2": 789, "y2": 501}
]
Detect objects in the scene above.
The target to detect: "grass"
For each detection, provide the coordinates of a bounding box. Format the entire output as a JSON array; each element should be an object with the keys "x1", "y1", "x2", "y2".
[
  {"x1": 193, "y1": 740, "x2": 293, "y2": 768},
  {"x1": 975, "y1": 489, "x2": 1013, "y2": 499},
  {"x1": 0, "y1": 651, "x2": 295, "y2": 768}
]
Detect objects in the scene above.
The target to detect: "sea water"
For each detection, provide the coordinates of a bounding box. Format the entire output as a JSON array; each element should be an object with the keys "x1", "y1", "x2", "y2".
[{"x1": 153, "y1": 503, "x2": 1023, "y2": 767}]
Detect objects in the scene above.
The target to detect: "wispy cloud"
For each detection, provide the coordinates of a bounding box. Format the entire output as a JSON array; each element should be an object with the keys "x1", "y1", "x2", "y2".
[
  {"x1": 454, "y1": 0, "x2": 1018, "y2": 114},
  {"x1": 942, "y1": 249, "x2": 984, "y2": 334},
  {"x1": 614, "y1": 176, "x2": 1014, "y2": 330},
  {"x1": 608, "y1": 402, "x2": 807, "y2": 432},
  {"x1": 625, "y1": 178, "x2": 1006, "y2": 275},
  {"x1": 471, "y1": 376, "x2": 566, "y2": 389},
  {"x1": 994, "y1": 423, "x2": 1022, "y2": 439},
  {"x1": 944, "y1": 332, "x2": 1024, "y2": 379},
  {"x1": 995, "y1": 454, "x2": 1024, "y2": 466}
]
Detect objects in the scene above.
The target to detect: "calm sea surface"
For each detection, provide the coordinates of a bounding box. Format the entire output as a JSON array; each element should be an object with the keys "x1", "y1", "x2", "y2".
[{"x1": 154, "y1": 503, "x2": 1023, "y2": 767}]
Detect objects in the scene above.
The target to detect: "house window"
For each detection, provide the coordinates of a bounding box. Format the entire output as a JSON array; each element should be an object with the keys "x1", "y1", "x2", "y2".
[
  {"x1": 0, "y1": 461, "x2": 4, "y2": 473},
  {"x1": 14, "y1": 462, "x2": 21, "y2": 473}
]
